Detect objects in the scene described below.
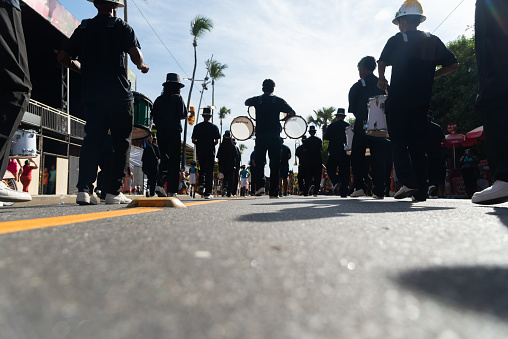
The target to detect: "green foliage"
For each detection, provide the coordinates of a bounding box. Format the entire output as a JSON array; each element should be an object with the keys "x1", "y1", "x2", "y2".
[
  {"x1": 239, "y1": 144, "x2": 248, "y2": 154},
  {"x1": 191, "y1": 15, "x2": 213, "y2": 42},
  {"x1": 206, "y1": 59, "x2": 228, "y2": 83},
  {"x1": 431, "y1": 35, "x2": 481, "y2": 134},
  {"x1": 219, "y1": 106, "x2": 231, "y2": 120},
  {"x1": 321, "y1": 140, "x2": 329, "y2": 165}
]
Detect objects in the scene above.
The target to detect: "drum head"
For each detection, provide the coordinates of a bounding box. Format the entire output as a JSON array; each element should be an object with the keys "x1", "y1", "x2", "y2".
[
  {"x1": 230, "y1": 116, "x2": 255, "y2": 141},
  {"x1": 284, "y1": 116, "x2": 307, "y2": 139},
  {"x1": 248, "y1": 106, "x2": 256, "y2": 120},
  {"x1": 132, "y1": 124, "x2": 151, "y2": 141}
]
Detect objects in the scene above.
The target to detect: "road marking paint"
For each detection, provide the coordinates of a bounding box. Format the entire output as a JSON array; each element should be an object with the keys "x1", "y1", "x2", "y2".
[
  {"x1": 0, "y1": 208, "x2": 161, "y2": 235},
  {"x1": 184, "y1": 199, "x2": 231, "y2": 207}
]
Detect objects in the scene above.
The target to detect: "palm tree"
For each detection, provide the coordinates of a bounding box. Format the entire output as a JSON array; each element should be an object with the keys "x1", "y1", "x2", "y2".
[
  {"x1": 218, "y1": 106, "x2": 231, "y2": 139},
  {"x1": 205, "y1": 59, "x2": 228, "y2": 122},
  {"x1": 182, "y1": 15, "x2": 213, "y2": 167},
  {"x1": 307, "y1": 106, "x2": 336, "y2": 137},
  {"x1": 238, "y1": 144, "x2": 248, "y2": 155}
]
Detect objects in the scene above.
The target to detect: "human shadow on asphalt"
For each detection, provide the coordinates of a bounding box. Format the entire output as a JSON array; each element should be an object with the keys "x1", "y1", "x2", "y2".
[
  {"x1": 396, "y1": 266, "x2": 508, "y2": 319},
  {"x1": 487, "y1": 207, "x2": 508, "y2": 228},
  {"x1": 237, "y1": 199, "x2": 453, "y2": 222}
]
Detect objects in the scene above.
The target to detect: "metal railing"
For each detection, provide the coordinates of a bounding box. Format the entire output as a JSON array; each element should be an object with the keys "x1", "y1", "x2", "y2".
[{"x1": 26, "y1": 99, "x2": 86, "y2": 139}]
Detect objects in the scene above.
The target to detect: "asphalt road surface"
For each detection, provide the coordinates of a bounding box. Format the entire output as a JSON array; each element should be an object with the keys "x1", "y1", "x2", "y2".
[{"x1": 1, "y1": 195, "x2": 508, "y2": 339}]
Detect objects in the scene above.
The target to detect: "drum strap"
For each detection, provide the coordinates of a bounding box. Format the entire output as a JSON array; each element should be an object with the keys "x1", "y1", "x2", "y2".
[{"x1": 257, "y1": 95, "x2": 277, "y2": 104}]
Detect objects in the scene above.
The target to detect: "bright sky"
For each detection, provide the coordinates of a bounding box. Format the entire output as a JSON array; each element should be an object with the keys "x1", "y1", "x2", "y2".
[{"x1": 57, "y1": 0, "x2": 475, "y2": 170}]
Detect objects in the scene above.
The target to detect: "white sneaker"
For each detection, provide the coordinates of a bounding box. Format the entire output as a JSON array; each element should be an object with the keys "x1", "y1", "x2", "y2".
[
  {"x1": 76, "y1": 191, "x2": 97, "y2": 205},
  {"x1": 155, "y1": 186, "x2": 167, "y2": 197},
  {"x1": 472, "y1": 180, "x2": 508, "y2": 205},
  {"x1": 255, "y1": 187, "x2": 265, "y2": 196},
  {"x1": 204, "y1": 195, "x2": 213, "y2": 199},
  {"x1": 350, "y1": 188, "x2": 365, "y2": 198},
  {"x1": 105, "y1": 192, "x2": 132, "y2": 204},
  {"x1": 372, "y1": 193, "x2": 384, "y2": 200},
  {"x1": 394, "y1": 185, "x2": 418, "y2": 199},
  {"x1": 0, "y1": 181, "x2": 32, "y2": 202}
]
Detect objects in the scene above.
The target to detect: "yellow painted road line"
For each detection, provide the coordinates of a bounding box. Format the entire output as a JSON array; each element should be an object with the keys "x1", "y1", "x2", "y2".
[
  {"x1": 184, "y1": 199, "x2": 232, "y2": 207},
  {"x1": 0, "y1": 208, "x2": 161, "y2": 235}
]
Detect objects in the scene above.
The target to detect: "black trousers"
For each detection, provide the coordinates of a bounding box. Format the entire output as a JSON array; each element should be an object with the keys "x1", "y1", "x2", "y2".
[
  {"x1": 77, "y1": 101, "x2": 133, "y2": 194},
  {"x1": 327, "y1": 151, "x2": 350, "y2": 196},
  {"x1": 0, "y1": 5, "x2": 31, "y2": 179},
  {"x1": 197, "y1": 151, "x2": 215, "y2": 195},
  {"x1": 428, "y1": 154, "x2": 443, "y2": 194},
  {"x1": 254, "y1": 135, "x2": 281, "y2": 196},
  {"x1": 306, "y1": 161, "x2": 322, "y2": 193},
  {"x1": 479, "y1": 104, "x2": 508, "y2": 183},
  {"x1": 156, "y1": 130, "x2": 181, "y2": 194},
  {"x1": 351, "y1": 132, "x2": 385, "y2": 197},
  {"x1": 387, "y1": 106, "x2": 428, "y2": 198},
  {"x1": 222, "y1": 167, "x2": 235, "y2": 195}
]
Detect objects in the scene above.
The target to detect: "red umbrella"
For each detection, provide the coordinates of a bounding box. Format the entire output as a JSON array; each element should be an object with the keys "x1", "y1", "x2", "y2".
[
  {"x1": 465, "y1": 126, "x2": 484, "y2": 141},
  {"x1": 444, "y1": 134, "x2": 465, "y2": 147}
]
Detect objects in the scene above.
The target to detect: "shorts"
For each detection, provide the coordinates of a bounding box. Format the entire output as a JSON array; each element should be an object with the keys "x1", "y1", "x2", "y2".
[
  {"x1": 279, "y1": 166, "x2": 289, "y2": 178},
  {"x1": 241, "y1": 178, "x2": 248, "y2": 187}
]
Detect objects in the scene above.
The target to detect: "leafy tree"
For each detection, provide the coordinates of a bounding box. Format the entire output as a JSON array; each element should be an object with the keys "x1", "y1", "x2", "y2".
[
  {"x1": 239, "y1": 144, "x2": 247, "y2": 155},
  {"x1": 218, "y1": 106, "x2": 231, "y2": 138},
  {"x1": 307, "y1": 106, "x2": 336, "y2": 137},
  {"x1": 431, "y1": 34, "x2": 481, "y2": 134},
  {"x1": 182, "y1": 15, "x2": 213, "y2": 166},
  {"x1": 206, "y1": 59, "x2": 228, "y2": 122}
]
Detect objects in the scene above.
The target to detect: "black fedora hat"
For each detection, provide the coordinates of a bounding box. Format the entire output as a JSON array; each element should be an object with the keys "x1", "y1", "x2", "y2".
[
  {"x1": 163, "y1": 73, "x2": 185, "y2": 87},
  {"x1": 309, "y1": 125, "x2": 317, "y2": 132},
  {"x1": 202, "y1": 107, "x2": 212, "y2": 115},
  {"x1": 336, "y1": 108, "x2": 346, "y2": 116}
]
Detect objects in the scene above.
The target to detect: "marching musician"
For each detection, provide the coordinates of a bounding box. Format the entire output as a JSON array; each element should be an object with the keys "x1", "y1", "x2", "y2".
[
  {"x1": 279, "y1": 138, "x2": 291, "y2": 197},
  {"x1": 192, "y1": 107, "x2": 220, "y2": 199},
  {"x1": 58, "y1": 0, "x2": 149, "y2": 205},
  {"x1": 296, "y1": 136, "x2": 309, "y2": 196},
  {"x1": 349, "y1": 56, "x2": 387, "y2": 199},
  {"x1": 245, "y1": 79, "x2": 295, "y2": 199},
  {"x1": 324, "y1": 109, "x2": 350, "y2": 197},
  {"x1": 472, "y1": 0, "x2": 508, "y2": 205},
  {"x1": 217, "y1": 131, "x2": 238, "y2": 197},
  {"x1": 377, "y1": 0, "x2": 458, "y2": 201},
  {"x1": 151, "y1": 73, "x2": 188, "y2": 198},
  {"x1": 304, "y1": 125, "x2": 323, "y2": 197}
]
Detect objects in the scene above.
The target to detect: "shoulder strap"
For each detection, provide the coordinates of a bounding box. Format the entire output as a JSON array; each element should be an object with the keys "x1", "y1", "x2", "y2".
[{"x1": 80, "y1": 19, "x2": 89, "y2": 29}]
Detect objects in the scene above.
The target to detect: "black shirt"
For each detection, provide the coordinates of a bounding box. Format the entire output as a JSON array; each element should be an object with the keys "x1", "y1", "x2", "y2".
[
  {"x1": 217, "y1": 138, "x2": 237, "y2": 170},
  {"x1": 142, "y1": 143, "x2": 160, "y2": 175},
  {"x1": 379, "y1": 30, "x2": 457, "y2": 111},
  {"x1": 476, "y1": 0, "x2": 508, "y2": 106},
  {"x1": 192, "y1": 121, "x2": 220, "y2": 155},
  {"x1": 296, "y1": 144, "x2": 308, "y2": 167},
  {"x1": 245, "y1": 94, "x2": 293, "y2": 137},
  {"x1": 63, "y1": 16, "x2": 140, "y2": 103},
  {"x1": 151, "y1": 94, "x2": 187, "y2": 132},
  {"x1": 1, "y1": 0, "x2": 20, "y2": 10},
  {"x1": 280, "y1": 144, "x2": 291, "y2": 166},
  {"x1": 304, "y1": 135, "x2": 322, "y2": 163},
  {"x1": 426, "y1": 121, "x2": 445, "y2": 157},
  {"x1": 348, "y1": 74, "x2": 386, "y2": 132},
  {"x1": 324, "y1": 119, "x2": 349, "y2": 154}
]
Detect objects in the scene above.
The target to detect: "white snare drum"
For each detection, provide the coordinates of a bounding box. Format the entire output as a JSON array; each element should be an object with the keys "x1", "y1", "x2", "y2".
[
  {"x1": 230, "y1": 116, "x2": 255, "y2": 141},
  {"x1": 10, "y1": 129, "x2": 38, "y2": 158},
  {"x1": 365, "y1": 95, "x2": 389, "y2": 138},
  {"x1": 345, "y1": 126, "x2": 354, "y2": 155}
]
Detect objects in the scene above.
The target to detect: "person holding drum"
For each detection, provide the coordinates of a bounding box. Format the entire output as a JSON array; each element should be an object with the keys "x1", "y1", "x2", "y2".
[
  {"x1": 377, "y1": 0, "x2": 458, "y2": 201},
  {"x1": 348, "y1": 56, "x2": 387, "y2": 199},
  {"x1": 324, "y1": 108, "x2": 351, "y2": 198},
  {"x1": 58, "y1": 0, "x2": 149, "y2": 205},
  {"x1": 245, "y1": 79, "x2": 295, "y2": 199},
  {"x1": 305, "y1": 125, "x2": 323, "y2": 197},
  {"x1": 0, "y1": 0, "x2": 32, "y2": 203},
  {"x1": 472, "y1": 0, "x2": 508, "y2": 205},
  {"x1": 192, "y1": 107, "x2": 220, "y2": 199}
]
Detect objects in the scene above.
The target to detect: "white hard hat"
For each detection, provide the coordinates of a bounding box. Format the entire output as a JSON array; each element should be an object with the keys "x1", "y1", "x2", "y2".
[
  {"x1": 393, "y1": 0, "x2": 426, "y2": 25},
  {"x1": 87, "y1": 0, "x2": 125, "y2": 8}
]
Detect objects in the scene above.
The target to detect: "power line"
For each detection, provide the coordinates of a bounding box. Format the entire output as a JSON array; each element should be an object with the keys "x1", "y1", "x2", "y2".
[
  {"x1": 433, "y1": 0, "x2": 466, "y2": 34},
  {"x1": 129, "y1": 0, "x2": 189, "y2": 78}
]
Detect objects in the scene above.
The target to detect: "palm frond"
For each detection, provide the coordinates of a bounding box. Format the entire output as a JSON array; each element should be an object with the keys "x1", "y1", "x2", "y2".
[
  {"x1": 206, "y1": 59, "x2": 228, "y2": 81},
  {"x1": 191, "y1": 15, "x2": 213, "y2": 39}
]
